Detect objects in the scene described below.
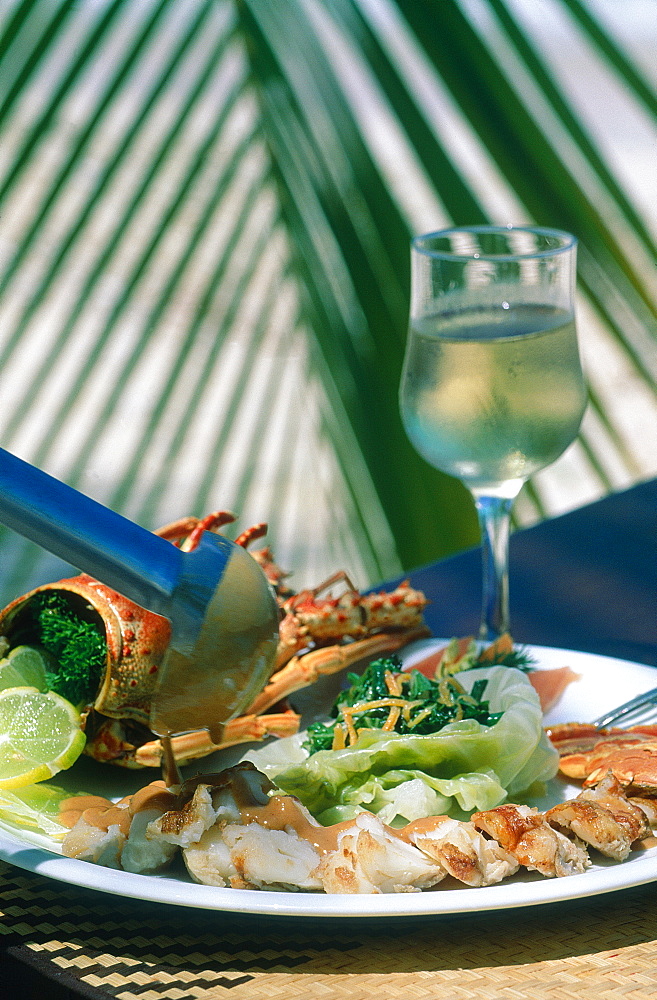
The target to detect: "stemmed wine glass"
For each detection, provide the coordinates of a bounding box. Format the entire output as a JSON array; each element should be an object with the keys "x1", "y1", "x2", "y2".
[{"x1": 399, "y1": 226, "x2": 587, "y2": 641}]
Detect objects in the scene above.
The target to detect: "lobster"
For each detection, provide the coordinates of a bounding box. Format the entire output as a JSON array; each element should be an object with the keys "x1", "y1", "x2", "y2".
[{"x1": 0, "y1": 512, "x2": 430, "y2": 768}]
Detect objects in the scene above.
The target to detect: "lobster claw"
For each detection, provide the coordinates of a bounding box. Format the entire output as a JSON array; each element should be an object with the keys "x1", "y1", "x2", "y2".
[{"x1": 0, "y1": 574, "x2": 171, "y2": 725}]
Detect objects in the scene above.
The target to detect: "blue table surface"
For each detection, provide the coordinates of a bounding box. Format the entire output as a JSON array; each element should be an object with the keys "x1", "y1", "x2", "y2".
[{"x1": 402, "y1": 477, "x2": 657, "y2": 668}]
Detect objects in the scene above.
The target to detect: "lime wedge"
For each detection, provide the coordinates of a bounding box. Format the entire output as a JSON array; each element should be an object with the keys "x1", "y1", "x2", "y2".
[
  {"x1": 0, "y1": 686, "x2": 86, "y2": 789},
  {"x1": 0, "y1": 645, "x2": 51, "y2": 692}
]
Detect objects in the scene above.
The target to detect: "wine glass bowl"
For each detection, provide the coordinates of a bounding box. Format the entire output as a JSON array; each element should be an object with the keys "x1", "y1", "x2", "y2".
[{"x1": 400, "y1": 226, "x2": 587, "y2": 639}]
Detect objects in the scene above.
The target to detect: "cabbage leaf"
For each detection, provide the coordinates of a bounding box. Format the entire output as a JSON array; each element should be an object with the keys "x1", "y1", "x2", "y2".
[{"x1": 246, "y1": 665, "x2": 558, "y2": 825}]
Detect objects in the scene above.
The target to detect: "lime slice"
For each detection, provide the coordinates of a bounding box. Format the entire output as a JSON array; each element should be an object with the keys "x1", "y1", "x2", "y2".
[
  {"x1": 0, "y1": 686, "x2": 86, "y2": 789},
  {"x1": 0, "y1": 782, "x2": 76, "y2": 838},
  {"x1": 0, "y1": 645, "x2": 51, "y2": 692}
]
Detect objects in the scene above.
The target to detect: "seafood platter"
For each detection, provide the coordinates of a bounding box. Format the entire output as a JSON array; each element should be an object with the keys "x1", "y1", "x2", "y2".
[{"x1": 1, "y1": 511, "x2": 657, "y2": 917}]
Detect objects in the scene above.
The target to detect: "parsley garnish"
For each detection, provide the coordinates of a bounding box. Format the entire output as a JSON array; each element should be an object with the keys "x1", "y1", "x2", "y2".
[{"x1": 15, "y1": 590, "x2": 106, "y2": 706}]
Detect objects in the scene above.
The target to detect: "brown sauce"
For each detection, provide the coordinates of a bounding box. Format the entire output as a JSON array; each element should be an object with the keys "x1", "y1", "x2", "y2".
[
  {"x1": 127, "y1": 782, "x2": 178, "y2": 816},
  {"x1": 237, "y1": 800, "x2": 455, "y2": 854},
  {"x1": 60, "y1": 798, "x2": 131, "y2": 837},
  {"x1": 397, "y1": 815, "x2": 453, "y2": 843},
  {"x1": 83, "y1": 805, "x2": 131, "y2": 836},
  {"x1": 148, "y1": 546, "x2": 279, "y2": 737},
  {"x1": 59, "y1": 782, "x2": 178, "y2": 832},
  {"x1": 238, "y1": 797, "x2": 359, "y2": 855},
  {"x1": 58, "y1": 764, "x2": 453, "y2": 855},
  {"x1": 59, "y1": 794, "x2": 114, "y2": 829}
]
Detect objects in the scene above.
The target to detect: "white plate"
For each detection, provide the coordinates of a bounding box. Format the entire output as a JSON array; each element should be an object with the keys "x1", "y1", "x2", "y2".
[{"x1": 1, "y1": 642, "x2": 657, "y2": 918}]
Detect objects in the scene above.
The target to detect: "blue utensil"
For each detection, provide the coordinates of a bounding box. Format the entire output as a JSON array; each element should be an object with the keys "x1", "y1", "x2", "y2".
[{"x1": 0, "y1": 447, "x2": 279, "y2": 740}]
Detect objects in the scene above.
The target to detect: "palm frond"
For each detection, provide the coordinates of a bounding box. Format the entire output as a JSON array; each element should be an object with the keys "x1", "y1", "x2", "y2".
[{"x1": 0, "y1": 0, "x2": 653, "y2": 608}]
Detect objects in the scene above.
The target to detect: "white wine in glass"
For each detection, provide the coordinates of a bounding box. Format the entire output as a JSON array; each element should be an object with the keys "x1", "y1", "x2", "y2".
[{"x1": 400, "y1": 226, "x2": 587, "y2": 640}]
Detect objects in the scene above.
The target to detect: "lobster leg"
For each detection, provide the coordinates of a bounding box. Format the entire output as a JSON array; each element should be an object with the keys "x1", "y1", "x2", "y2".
[
  {"x1": 248, "y1": 625, "x2": 431, "y2": 716},
  {"x1": 126, "y1": 626, "x2": 430, "y2": 767},
  {"x1": 134, "y1": 711, "x2": 301, "y2": 768}
]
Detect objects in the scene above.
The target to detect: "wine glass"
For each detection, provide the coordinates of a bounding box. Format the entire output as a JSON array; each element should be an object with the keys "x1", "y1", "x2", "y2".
[{"x1": 399, "y1": 226, "x2": 587, "y2": 641}]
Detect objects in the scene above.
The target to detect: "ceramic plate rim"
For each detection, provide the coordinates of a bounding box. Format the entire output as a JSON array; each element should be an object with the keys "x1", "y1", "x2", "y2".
[{"x1": 1, "y1": 641, "x2": 656, "y2": 918}]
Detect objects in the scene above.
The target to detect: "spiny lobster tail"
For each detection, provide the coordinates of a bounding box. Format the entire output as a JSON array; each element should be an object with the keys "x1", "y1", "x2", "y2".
[{"x1": 0, "y1": 574, "x2": 170, "y2": 724}]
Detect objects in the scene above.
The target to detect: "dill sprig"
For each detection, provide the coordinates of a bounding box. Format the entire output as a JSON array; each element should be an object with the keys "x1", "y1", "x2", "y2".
[{"x1": 475, "y1": 644, "x2": 534, "y2": 672}]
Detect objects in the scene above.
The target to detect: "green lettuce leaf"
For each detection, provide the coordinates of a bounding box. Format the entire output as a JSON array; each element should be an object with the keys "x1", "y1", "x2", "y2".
[{"x1": 247, "y1": 665, "x2": 558, "y2": 825}]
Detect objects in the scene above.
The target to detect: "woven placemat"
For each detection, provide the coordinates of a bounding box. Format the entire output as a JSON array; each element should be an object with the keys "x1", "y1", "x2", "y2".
[{"x1": 2, "y1": 859, "x2": 657, "y2": 999}]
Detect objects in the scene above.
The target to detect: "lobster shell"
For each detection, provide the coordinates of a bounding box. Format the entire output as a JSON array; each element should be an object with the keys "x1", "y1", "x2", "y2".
[{"x1": 0, "y1": 573, "x2": 171, "y2": 725}]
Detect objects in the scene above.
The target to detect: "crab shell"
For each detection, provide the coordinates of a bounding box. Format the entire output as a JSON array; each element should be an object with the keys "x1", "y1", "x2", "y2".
[
  {"x1": 547, "y1": 722, "x2": 657, "y2": 793},
  {"x1": 581, "y1": 744, "x2": 657, "y2": 792},
  {"x1": 0, "y1": 573, "x2": 171, "y2": 725}
]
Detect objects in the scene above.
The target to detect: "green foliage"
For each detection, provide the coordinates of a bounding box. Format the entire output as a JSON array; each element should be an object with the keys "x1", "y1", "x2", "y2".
[
  {"x1": 435, "y1": 637, "x2": 536, "y2": 675},
  {"x1": 304, "y1": 655, "x2": 502, "y2": 753},
  {"x1": 478, "y1": 645, "x2": 535, "y2": 673},
  {"x1": 0, "y1": 0, "x2": 654, "y2": 600},
  {"x1": 20, "y1": 592, "x2": 105, "y2": 707},
  {"x1": 237, "y1": 0, "x2": 657, "y2": 569}
]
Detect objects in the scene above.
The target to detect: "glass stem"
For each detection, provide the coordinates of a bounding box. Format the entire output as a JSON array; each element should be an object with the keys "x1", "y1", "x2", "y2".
[{"x1": 473, "y1": 492, "x2": 517, "y2": 642}]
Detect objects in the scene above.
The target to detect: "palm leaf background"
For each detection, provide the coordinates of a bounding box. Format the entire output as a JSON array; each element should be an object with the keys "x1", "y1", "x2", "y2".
[{"x1": 0, "y1": 0, "x2": 654, "y2": 608}]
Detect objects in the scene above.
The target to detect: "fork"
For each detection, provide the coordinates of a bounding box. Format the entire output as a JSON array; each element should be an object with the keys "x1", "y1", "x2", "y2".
[{"x1": 592, "y1": 686, "x2": 657, "y2": 729}]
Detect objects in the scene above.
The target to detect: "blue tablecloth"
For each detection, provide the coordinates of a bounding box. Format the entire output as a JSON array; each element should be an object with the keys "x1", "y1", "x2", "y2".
[{"x1": 405, "y1": 478, "x2": 657, "y2": 667}]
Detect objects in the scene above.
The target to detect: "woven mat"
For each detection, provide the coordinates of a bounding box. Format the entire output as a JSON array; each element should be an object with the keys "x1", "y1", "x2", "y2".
[{"x1": 2, "y1": 860, "x2": 657, "y2": 1000}]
